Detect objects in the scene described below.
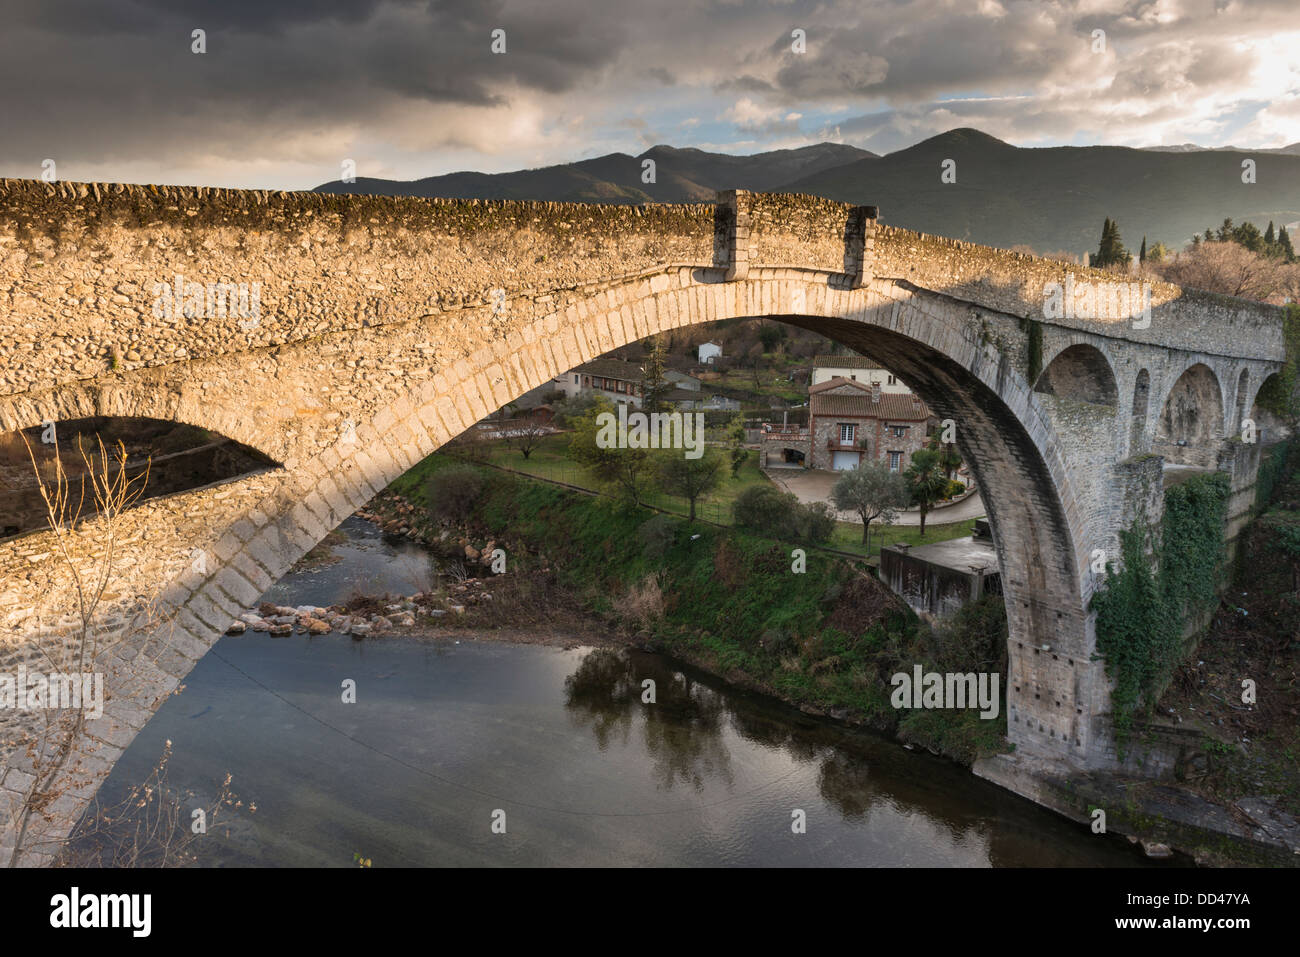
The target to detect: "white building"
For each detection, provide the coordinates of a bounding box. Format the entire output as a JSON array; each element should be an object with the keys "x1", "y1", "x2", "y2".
[
  {"x1": 553, "y1": 358, "x2": 644, "y2": 407},
  {"x1": 698, "y1": 341, "x2": 723, "y2": 365},
  {"x1": 810, "y1": 355, "x2": 910, "y2": 395}
]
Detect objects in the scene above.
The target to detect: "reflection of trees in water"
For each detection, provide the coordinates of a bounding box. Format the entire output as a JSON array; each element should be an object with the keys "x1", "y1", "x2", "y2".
[
  {"x1": 564, "y1": 648, "x2": 732, "y2": 793},
  {"x1": 562, "y1": 649, "x2": 1057, "y2": 861},
  {"x1": 816, "y1": 751, "x2": 876, "y2": 821}
]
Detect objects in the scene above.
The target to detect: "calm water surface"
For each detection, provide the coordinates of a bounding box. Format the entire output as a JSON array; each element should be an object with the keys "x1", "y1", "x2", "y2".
[{"x1": 77, "y1": 518, "x2": 1166, "y2": 867}]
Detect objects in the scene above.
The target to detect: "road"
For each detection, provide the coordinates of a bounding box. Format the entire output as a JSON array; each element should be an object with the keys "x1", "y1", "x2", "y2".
[{"x1": 764, "y1": 467, "x2": 986, "y2": 527}]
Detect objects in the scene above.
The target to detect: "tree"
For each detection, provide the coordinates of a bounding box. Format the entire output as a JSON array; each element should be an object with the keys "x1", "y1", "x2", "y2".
[
  {"x1": 505, "y1": 409, "x2": 550, "y2": 460},
  {"x1": 1155, "y1": 240, "x2": 1298, "y2": 301},
  {"x1": 1139, "y1": 236, "x2": 1147, "y2": 264},
  {"x1": 725, "y1": 413, "x2": 748, "y2": 477},
  {"x1": 8, "y1": 435, "x2": 158, "y2": 865},
  {"x1": 829, "y1": 461, "x2": 909, "y2": 551},
  {"x1": 758, "y1": 323, "x2": 786, "y2": 352},
  {"x1": 905, "y1": 447, "x2": 950, "y2": 536},
  {"x1": 656, "y1": 448, "x2": 724, "y2": 522},
  {"x1": 1279, "y1": 226, "x2": 1296, "y2": 263},
  {"x1": 1093, "y1": 217, "x2": 1132, "y2": 270},
  {"x1": 640, "y1": 337, "x2": 671, "y2": 414},
  {"x1": 567, "y1": 398, "x2": 654, "y2": 506},
  {"x1": 927, "y1": 433, "x2": 962, "y2": 480}
]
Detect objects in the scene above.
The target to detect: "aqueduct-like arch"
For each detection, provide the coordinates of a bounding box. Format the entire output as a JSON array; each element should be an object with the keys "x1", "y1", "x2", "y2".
[{"x1": 0, "y1": 180, "x2": 1286, "y2": 863}]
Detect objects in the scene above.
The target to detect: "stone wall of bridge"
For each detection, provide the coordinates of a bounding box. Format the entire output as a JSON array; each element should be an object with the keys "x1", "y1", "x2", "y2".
[{"x1": 0, "y1": 180, "x2": 1288, "y2": 864}]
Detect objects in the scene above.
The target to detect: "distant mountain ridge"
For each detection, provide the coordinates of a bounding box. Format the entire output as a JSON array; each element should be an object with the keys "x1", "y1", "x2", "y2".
[{"x1": 313, "y1": 129, "x2": 1300, "y2": 255}]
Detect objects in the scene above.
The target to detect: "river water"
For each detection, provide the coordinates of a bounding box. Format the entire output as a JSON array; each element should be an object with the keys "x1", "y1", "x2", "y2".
[{"x1": 74, "y1": 518, "x2": 1167, "y2": 867}]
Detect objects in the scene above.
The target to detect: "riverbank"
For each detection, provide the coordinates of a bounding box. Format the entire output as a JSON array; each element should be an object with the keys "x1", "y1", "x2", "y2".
[{"x1": 238, "y1": 446, "x2": 1299, "y2": 866}]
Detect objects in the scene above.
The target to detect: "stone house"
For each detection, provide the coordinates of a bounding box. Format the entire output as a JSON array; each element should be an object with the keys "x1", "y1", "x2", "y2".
[
  {"x1": 553, "y1": 357, "x2": 644, "y2": 407},
  {"x1": 808, "y1": 377, "x2": 933, "y2": 471}
]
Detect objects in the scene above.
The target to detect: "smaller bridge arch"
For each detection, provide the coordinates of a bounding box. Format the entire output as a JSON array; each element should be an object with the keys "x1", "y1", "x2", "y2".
[
  {"x1": 1033, "y1": 343, "x2": 1119, "y2": 407},
  {"x1": 1128, "y1": 368, "x2": 1151, "y2": 457},
  {"x1": 1154, "y1": 362, "x2": 1225, "y2": 467}
]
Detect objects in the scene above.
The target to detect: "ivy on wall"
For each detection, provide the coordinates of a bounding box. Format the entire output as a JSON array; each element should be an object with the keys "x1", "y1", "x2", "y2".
[
  {"x1": 1256, "y1": 303, "x2": 1300, "y2": 423},
  {"x1": 1092, "y1": 472, "x2": 1230, "y2": 746},
  {"x1": 1021, "y1": 317, "x2": 1044, "y2": 383},
  {"x1": 1255, "y1": 439, "x2": 1295, "y2": 511}
]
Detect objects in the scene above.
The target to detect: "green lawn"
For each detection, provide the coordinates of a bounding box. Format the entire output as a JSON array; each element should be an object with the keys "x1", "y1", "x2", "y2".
[
  {"x1": 829, "y1": 516, "x2": 978, "y2": 560},
  {"x1": 480, "y1": 433, "x2": 976, "y2": 553},
  {"x1": 483, "y1": 432, "x2": 769, "y2": 525}
]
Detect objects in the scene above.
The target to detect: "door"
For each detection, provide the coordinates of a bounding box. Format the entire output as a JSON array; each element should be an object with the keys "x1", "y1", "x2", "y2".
[{"x1": 832, "y1": 450, "x2": 859, "y2": 471}]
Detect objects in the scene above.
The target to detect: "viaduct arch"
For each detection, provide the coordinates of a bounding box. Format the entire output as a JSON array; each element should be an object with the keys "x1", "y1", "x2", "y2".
[{"x1": 0, "y1": 180, "x2": 1286, "y2": 863}]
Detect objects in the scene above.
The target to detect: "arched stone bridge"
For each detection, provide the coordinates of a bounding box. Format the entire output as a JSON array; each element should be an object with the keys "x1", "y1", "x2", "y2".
[{"x1": 0, "y1": 180, "x2": 1285, "y2": 863}]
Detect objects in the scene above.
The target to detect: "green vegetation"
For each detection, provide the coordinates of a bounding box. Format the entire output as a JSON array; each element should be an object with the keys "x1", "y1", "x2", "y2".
[
  {"x1": 904, "y1": 447, "x2": 952, "y2": 536},
  {"x1": 1091, "y1": 473, "x2": 1231, "y2": 747},
  {"x1": 1255, "y1": 304, "x2": 1300, "y2": 424},
  {"x1": 829, "y1": 461, "x2": 908, "y2": 549},
  {"x1": 391, "y1": 451, "x2": 1009, "y2": 764},
  {"x1": 1023, "y1": 317, "x2": 1044, "y2": 383},
  {"x1": 1092, "y1": 216, "x2": 1132, "y2": 268},
  {"x1": 732, "y1": 484, "x2": 836, "y2": 545}
]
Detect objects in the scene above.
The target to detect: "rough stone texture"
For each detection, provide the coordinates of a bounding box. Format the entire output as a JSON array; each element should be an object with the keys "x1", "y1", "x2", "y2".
[{"x1": 0, "y1": 180, "x2": 1286, "y2": 863}]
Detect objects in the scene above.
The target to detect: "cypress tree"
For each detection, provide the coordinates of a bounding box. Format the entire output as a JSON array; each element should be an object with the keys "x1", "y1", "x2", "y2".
[
  {"x1": 1139, "y1": 236, "x2": 1147, "y2": 263},
  {"x1": 1280, "y1": 226, "x2": 1296, "y2": 263}
]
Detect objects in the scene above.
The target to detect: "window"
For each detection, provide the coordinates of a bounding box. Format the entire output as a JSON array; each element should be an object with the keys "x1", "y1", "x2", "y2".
[
  {"x1": 890, "y1": 426, "x2": 907, "y2": 438},
  {"x1": 888, "y1": 375, "x2": 897, "y2": 385},
  {"x1": 574, "y1": 374, "x2": 580, "y2": 384},
  {"x1": 850, "y1": 374, "x2": 857, "y2": 381},
  {"x1": 839, "y1": 423, "x2": 856, "y2": 444},
  {"x1": 888, "y1": 451, "x2": 902, "y2": 472}
]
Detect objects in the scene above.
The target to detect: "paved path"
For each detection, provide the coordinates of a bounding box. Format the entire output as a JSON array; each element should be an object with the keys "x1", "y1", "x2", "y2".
[{"x1": 764, "y1": 468, "x2": 986, "y2": 527}]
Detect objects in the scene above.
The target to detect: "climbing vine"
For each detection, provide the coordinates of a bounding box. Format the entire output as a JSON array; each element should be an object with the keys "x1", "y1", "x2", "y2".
[
  {"x1": 1256, "y1": 303, "x2": 1300, "y2": 423},
  {"x1": 1255, "y1": 439, "x2": 1295, "y2": 511},
  {"x1": 1021, "y1": 317, "x2": 1044, "y2": 383},
  {"x1": 1092, "y1": 473, "x2": 1230, "y2": 747}
]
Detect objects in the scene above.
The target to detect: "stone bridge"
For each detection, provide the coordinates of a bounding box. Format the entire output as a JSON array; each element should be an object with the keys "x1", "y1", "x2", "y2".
[{"x1": 0, "y1": 179, "x2": 1285, "y2": 864}]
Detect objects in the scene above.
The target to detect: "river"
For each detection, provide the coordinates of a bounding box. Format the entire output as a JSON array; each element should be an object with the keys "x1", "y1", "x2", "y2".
[{"x1": 70, "y1": 517, "x2": 1170, "y2": 867}]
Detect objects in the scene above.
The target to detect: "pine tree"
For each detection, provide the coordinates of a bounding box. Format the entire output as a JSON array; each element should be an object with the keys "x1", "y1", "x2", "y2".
[
  {"x1": 1279, "y1": 225, "x2": 1296, "y2": 263},
  {"x1": 1265, "y1": 221, "x2": 1276, "y2": 247}
]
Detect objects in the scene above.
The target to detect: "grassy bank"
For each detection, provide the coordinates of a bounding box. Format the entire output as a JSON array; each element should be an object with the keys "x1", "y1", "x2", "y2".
[
  {"x1": 479, "y1": 433, "x2": 977, "y2": 558},
  {"x1": 384, "y1": 451, "x2": 1010, "y2": 764}
]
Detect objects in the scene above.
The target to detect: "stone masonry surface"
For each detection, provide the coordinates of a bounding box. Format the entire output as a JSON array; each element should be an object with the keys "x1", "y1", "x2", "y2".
[{"x1": 0, "y1": 181, "x2": 1286, "y2": 863}]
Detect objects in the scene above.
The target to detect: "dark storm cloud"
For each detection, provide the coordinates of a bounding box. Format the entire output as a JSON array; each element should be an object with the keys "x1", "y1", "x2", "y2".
[{"x1": 0, "y1": 0, "x2": 1294, "y2": 187}]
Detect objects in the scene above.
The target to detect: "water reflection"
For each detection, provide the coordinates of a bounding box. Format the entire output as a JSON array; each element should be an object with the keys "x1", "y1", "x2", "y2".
[
  {"x1": 565, "y1": 648, "x2": 732, "y2": 792},
  {"x1": 68, "y1": 514, "x2": 1171, "y2": 867}
]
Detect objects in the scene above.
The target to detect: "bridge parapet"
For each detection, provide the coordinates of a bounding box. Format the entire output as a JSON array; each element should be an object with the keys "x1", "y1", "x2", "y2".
[{"x1": 0, "y1": 179, "x2": 1284, "y2": 404}]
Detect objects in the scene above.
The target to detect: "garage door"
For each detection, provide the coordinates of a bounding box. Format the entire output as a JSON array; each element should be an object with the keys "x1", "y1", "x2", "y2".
[{"x1": 832, "y1": 451, "x2": 859, "y2": 471}]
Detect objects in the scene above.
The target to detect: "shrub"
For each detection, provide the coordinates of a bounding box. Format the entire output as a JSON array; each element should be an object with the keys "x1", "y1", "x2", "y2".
[
  {"x1": 638, "y1": 513, "x2": 680, "y2": 561},
  {"x1": 733, "y1": 484, "x2": 793, "y2": 532},
  {"x1": 424, "y1": 463, "x2": 485, "y2": 523},
  {"x1": 791, "y1": 501, "x2": 837, "y2": 545},
  {"x1": 733, "y1": 484, "x2": 835, "y2": 544}
]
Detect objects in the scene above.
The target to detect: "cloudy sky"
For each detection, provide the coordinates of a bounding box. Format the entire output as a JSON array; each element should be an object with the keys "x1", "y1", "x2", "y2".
[{"x1": 2, "y1": 0, "x2": 1298, "y2": 189}]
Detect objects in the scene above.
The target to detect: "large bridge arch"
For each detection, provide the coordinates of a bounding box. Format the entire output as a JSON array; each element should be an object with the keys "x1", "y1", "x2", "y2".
[{"x1": 1, "y1": 181, "x2": 1287, "y2": 863}]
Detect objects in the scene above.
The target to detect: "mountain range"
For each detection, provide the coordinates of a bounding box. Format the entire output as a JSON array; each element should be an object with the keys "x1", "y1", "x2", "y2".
[{"x1": 314, "y1": 128, "x2": 1300, "y2": 256}]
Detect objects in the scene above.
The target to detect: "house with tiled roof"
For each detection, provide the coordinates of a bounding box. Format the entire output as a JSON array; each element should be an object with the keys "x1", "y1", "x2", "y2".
[
  {"x1": 808, "y1": 377, "x2": 934, "y2": 471},
  {"x1": 553, "y1": 357, "x2": 645, "y2": 407},
  {"x1": 811, "y1": 354, "x2": 910, "y2": 395}
]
